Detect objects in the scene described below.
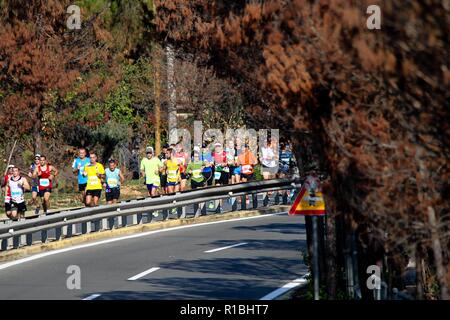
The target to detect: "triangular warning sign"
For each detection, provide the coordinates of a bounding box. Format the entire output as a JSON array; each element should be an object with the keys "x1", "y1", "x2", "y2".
[{"x1": 289, "y1": 186, "x2": 326, "y2": 216}]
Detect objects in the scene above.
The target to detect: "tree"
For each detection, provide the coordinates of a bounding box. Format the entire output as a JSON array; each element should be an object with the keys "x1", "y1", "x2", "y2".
[
  {"x1": 155, "y1": 0, "x2": 449, "y2": 299},
  {"x1": 0, "y1": 0, "x2": 111, "y2": 152}
]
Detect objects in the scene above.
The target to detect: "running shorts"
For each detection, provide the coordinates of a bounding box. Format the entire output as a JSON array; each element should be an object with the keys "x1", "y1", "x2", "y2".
[
  {"x1": 105, "y1": 188, "x2": 120, "y2": 201},
  {"x1": 11, "y1": 201, "x2": 27, "y2": 213},
  {"x1": 39, "y1": 188, "x2": 52, "y2": 197},
  {"x1": 86, "y1": 189, "x2": 102, "y2": 198}
]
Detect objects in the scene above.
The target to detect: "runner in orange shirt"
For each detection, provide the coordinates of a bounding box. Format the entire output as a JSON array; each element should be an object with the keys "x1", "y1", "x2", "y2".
[{"x1": 237, "y1": 143, "x2": 258, "y2": 182}]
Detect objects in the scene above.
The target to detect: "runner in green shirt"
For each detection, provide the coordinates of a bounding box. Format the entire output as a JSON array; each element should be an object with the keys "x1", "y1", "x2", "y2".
[
  {"x1": 187, "y1": 151, "x2": 205, "y2": 190},
  {"x1": 140, "y1": 147, "x2": 163, "y2": 196}
]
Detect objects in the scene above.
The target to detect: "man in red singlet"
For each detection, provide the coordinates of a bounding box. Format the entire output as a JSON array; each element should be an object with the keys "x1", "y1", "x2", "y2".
[{"x1": 32, "y1": 155, "x2": 58, "y2": 214}]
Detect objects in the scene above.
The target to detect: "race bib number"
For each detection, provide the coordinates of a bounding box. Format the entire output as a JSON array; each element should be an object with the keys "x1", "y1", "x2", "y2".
[
  {"x1": 242, "y1": 165, "x2": 252, "y2": 174},
  {"x1": 168, "y1": 170, "x2": 178, "y2": 180},
  {"x1": 88, "y1": 176, "x2": 99, "y2": 185},
  {"x1": 11, "y1": 191, "x2": 22, "y2": 199},
  {"x1": 223, "y1": 166, "x2": 230, "y2": 173},
  {"x1": 39, "y1": 178, "x2": 50, "y2": 187},
  {"x1": 107, "y1": 178, "x2": 118, "y2": 188},
  {"x1": 214, "y1": 171, "x2": 222, "y2": 180},
  {"x1": 192, "y1": 169, "x2": 202, "y2": 179}
]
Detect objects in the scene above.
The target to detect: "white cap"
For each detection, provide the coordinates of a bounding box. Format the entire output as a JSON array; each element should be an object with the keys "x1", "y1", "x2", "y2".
[{"x1": 7, "y1": 164, "x2": 14, "y2": 169}]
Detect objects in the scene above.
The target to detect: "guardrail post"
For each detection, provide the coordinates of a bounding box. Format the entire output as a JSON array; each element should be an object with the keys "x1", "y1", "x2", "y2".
[
  {"x1": 162, "y1": 209, "x2": 169, "y2": 221},
  {"x1": 145, "y1": 212, "x2": 153, "y2": 223},
  {"x1": 55, "y1": 227, "x2": 62, "y2": 241},
  {"x1": 177, "y1": 206, "x2": 186, "y2": 219},
  {"x1": 93, "y1": 220, "x2": 101, "y2": 232},
  {"x1": 282, "y1": 190, "x2": 288, "y2": 204},
  {"x1": 66, "y1": 224, "x2": 73, "y2": 237},
  {"x1": 107, "y1": 217, "x2": 115, "y2": 229},
  {"x1": 81, "y1": 222, "x2": 91, "y2": 234},
  {"x1": 262, "y1": 192, "x2": 269, "y2": 206},
  {"x1": 41, "y1": 230, "x2": 48, "y2": 243},
  {"x1": 274, "y1": 191, "x2": 280, "y2": 205},
  {"x1": 1, "y1": 238, "x2": 8, "y2": 251},
  {"x1": 26, "y1": 233, "x2": 33, "y2": 246},
  {"x1": 241, "y1": 195, "x2": 247, "y2": 210},
  {"x1": 252, "y1": 193, "x2": 258, "y2": 209},
  {"x1": 13, "y1": 236, "x2": 20, "y2": 249}
]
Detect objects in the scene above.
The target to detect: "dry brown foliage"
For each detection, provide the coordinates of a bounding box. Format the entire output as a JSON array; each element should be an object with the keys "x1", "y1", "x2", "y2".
[{"x1": 155, "y1": 0, "x2": 449, "y2": 297}]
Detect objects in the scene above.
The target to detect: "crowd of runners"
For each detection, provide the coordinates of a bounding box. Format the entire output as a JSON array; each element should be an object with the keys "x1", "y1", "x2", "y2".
[{"x1": 1, "y1": 138, "x2": 296, "y2": 221}]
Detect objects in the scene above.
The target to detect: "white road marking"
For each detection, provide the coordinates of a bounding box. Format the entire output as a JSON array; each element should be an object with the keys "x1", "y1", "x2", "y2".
[
  {"x1": 259, "y1": 274, "x2": 310, "y2": 300},
  {"x1": 83, "y1": 294, "x2": 101, "y2": 300},
  {"x1": 0, "y1": 212, "x2": 288, "y2": 271},
  {"x1": 127, "y1": 267, "x2": 160, "y2": 281},
  {"x1": 204, "y1": 242, "x2": 248, "y2": 253}
]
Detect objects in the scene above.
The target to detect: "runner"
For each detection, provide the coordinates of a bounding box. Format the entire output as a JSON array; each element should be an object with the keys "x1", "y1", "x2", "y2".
[
  {"x1": 158, "y1": 143, "x2": 169, "y2": 194},
  {"x1": 187, "y1": 150, "x2": 205, "y2": 190},
  {"x1": 174, "y1": 144, "x2": 189, "y2": 191},
  {"x1": 261, "y1": 139, "x2": 278, "y2": 180},
  {"x1": 164, "y1": 147, "x2": 181, "y2": 193},
  {"x1": 140, "y1": 146, "x2": 163, "y2": 197},
  {"x1": 28, "y1": 154, "x2": 40, "y2": 213},
  {"x1": 104, "y1": 159, "x2": 124, "y2": 204},
  {"x1": 225, "y1": 139, "x2": 238, "y2": 184},
  {"x1": 5, "y1": 166, "x2": 30, "y2": 221},
  {"x1": 278, "y1": 142, "x2": 293, "y2": 178},
  {"x1": 72, "y1": 147, "x2": 90, "y2": 204},
  {"x1": 237, "y1": 143, "x2": 258, "y2": 182},
  {"x1": 32, "y1": 155, "x2": 58, "y2": 214},
  {"x1": 212, "y1": 143, "x2": 229, "y2": 186},
  {"x1": 201, "y1": 143, "x2": 214, "y2": 186},
  {"x1": 82, "y1": 151, "x2": 105, "y2": 207},
  {"x1": 2, "y1": 165, "x2": 14, "y2": 218}
]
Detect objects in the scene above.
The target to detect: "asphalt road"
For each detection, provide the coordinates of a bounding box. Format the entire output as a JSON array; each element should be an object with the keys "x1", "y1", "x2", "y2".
[{"x1": 0, "y1": 212, "x2": 307, "y2": 300}]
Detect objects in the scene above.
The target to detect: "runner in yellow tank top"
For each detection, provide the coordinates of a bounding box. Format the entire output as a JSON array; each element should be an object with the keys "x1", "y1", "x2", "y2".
[{"x1": 164, "y1": 147, "x2": 180, "y2": 193}]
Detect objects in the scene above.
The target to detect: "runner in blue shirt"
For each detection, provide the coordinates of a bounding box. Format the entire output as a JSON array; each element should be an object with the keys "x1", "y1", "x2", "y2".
[
  {"x1": 104, "y1": 159, "x2": 124, "y2": 204},
  {"x1": 72, "y1": 147, "x2": 91, "y2": 204}
]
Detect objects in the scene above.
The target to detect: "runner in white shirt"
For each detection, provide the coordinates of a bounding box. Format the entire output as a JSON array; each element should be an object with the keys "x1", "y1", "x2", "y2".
[
  {"x1": 6, "y1": 167, "x2": 30, "y2": 220},
  {"x1": 261, "y1": 139, "x2": 278, "y2": 180}
]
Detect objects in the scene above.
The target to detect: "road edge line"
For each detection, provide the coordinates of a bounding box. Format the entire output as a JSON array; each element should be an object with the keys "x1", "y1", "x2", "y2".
[{"x1": 259, "y1": 273, "x2": 310, "y2": 300}]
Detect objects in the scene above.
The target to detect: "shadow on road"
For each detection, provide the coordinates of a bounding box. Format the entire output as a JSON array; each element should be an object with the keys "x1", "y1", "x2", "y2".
[
  {"x1": 232, "y1": 222, "x2": 305, "y2": 235},
  {"x1": 86, "y1": 277, "x2": 279, "y2": 300}
]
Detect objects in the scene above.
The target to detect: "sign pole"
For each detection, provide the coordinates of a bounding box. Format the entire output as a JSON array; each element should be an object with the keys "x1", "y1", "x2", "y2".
[
  {"x1": 289, "y1": 174, "x2": 326, "y2": 300},
  {"x1": 312, "y1": 215, "x2": 320, "y2": 300}
]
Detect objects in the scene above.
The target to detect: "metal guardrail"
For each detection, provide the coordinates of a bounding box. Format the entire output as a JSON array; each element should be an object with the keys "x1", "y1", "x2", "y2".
[{"x1": 0, "y1": 178, "x2": 300, "y2": 251}]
